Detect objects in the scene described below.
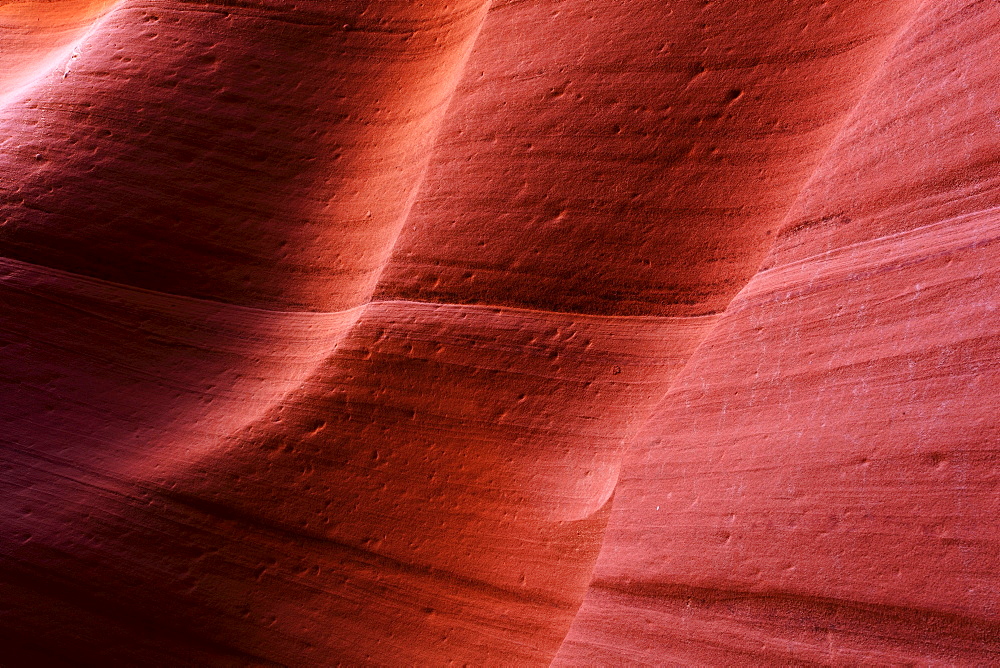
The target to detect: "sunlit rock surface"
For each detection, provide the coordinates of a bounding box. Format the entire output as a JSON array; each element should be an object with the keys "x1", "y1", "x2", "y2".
[{"x1": 0, "y1": 0, "x2": 996, "y2": 665}]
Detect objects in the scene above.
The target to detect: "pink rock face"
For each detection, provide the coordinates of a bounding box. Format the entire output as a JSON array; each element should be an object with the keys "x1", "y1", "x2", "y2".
[
  {"x1": 1, "y1": 0, "x2": 997, "y2": 665},
  {"x1": 558, "y1": 0, "x2": 1000, "y2": 664}
]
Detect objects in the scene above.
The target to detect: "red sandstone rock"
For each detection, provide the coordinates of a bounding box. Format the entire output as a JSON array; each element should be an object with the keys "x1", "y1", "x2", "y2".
[
  {"x1": 0, "y1": 0, "x2": 489, "y2": 310},
  {"x1": 0, "y1": 0, "x2": 490, "y2": 478},
  {"x1": 1, "y1": 0, "x2": 997, "y2": 665},
  {"x1": 0, "y1": 0, "x2": 117, "y2": 101},
  {"x1": 377, "y1": 0, "x2": 918, "y2": 317},
  {"x1": 558, "y1": 0, "x2": 1000, "y2": 664}
]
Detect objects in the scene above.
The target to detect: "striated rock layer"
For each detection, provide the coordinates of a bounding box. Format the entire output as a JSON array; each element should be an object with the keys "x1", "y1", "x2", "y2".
[
  {"x1": 1, "y1": 0, "x2": 997, "y2": 665},
  {"x1": 558, "y1": 0, "x2": 1000, "y2": 664}
]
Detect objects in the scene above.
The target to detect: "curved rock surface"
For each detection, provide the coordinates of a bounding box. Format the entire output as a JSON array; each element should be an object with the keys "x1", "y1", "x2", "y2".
[
  {"x1": 0, "y1": 0, "x2": 118, "y2": 100},
  {"x1": 1, "y1": 0, "x2": 997, "y2": 665},
  {"x1": 558, "y1": 0, "x2": 1000, "y2": 664}
]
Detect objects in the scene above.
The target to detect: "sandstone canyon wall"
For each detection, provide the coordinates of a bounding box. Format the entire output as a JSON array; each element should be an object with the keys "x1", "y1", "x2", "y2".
[
  {"x1": 0, "y1": 0, "x2": 997, "y2": 665},
  {"x1": 558, "y1": 0, "x2": 1000, "y2": 664}
]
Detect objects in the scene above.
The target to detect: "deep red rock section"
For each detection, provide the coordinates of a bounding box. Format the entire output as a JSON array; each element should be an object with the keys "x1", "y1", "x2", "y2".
[{"x1": 1, "y1": 0, "x2": 997, "y2": 665}]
